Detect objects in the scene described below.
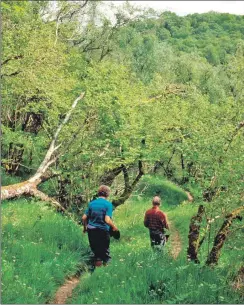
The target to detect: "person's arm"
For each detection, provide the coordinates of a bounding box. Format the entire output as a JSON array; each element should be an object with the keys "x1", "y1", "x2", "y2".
[
  {"x1": 161, "y1": 213, "x2": 169, "y2": 230},
  {"x1": 105, "y1": 215, "x2": 118, "y2": 231},
  {"x1": 105, "y1": 203, "x2": 118, "y2": 231},
  {"x1": 82, "y1": 207, "x2": 89, "y2": 233},
  {"x1": 144, "y1": 213, "x2": 149, "y2": 228},
  {"x1": 165, "y1": 214, "x2": 169, "y2": 230}
]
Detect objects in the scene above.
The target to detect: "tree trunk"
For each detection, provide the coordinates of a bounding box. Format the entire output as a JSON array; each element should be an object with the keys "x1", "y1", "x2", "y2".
[
  {"x1": 206, "y1": 205, "x2": 243, "y2": 266},
  {"x1": 153, "y1": 161, "x2": 163, "y2": 174},
  {"x1": 187, "y1": 205, "x2": 205, "y2": 263},
  {"x1": 112, "y1": 161, "x2": 144, "y2": 207},
  {"x1": 57, "y1": 176, "x2": 71, "y2": 208},
  {"x1": 1, "y1": 93, "x2": 85, "y2": 211},
  {"x1": 1, "y1": 181, "x2": 37, "y2": 200}
]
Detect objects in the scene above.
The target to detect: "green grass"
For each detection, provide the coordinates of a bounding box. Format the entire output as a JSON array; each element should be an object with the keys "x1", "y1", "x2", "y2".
[
  {"x1": 1, "y1": 175, "x2": 242, "y2": 304},
  {"x1": 1, "y1": 198, "x2": 89, "y2": 304},
  {"x1": 69, "y1": 175, "x2": 242, "y2": 304},
  {"x1": 137, "y1": 174, "x2": 188, "y2": 206},
  {"x1": 1, "y1": 167, "x2": 23, "y2": 186}
]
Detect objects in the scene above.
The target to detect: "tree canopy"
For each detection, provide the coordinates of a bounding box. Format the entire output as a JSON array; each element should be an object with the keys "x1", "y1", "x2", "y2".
[{"x1": 1, "y1": 0, "x2": 244, "y2": 268}]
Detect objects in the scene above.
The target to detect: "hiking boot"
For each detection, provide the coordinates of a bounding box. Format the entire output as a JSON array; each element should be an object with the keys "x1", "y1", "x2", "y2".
[{"x1": 95, "y1": 260, "x2": 103, "y2": 267}]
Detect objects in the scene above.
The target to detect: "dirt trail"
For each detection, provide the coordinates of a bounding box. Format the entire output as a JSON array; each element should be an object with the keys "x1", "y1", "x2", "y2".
[
  {"x1": 51, "y1": 276, "x2": 80, "y2": 304},
  {"x1": 169, "y1": 221, "x2": 182, "y2": 259}
]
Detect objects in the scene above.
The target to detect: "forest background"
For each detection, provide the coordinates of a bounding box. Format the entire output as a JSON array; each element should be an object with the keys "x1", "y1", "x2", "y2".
[{"x1": 1, "y1": 1, "x2": 244, "y2": 304}]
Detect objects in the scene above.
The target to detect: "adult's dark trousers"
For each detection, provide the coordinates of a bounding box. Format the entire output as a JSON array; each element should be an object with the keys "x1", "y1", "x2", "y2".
[
  {"x1": 88, "y1": 228, "x2": 111, "y2": 263},
  {"x1": 149, "y1": 229, "x2": 166, "y2": 247}
]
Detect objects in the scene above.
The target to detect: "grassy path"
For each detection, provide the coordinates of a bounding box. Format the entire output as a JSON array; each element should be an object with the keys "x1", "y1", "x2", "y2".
[
  {"x1": 168, "y1": 221, "x2": 182, "y2": 259},
  {"x1": 52, "y1": 210, "x2": 184, "y2": 304}
]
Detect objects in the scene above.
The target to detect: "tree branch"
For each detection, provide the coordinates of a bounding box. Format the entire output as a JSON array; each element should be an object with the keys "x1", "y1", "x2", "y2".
[
  {"x1": 112, "y1": 161, "x2": 144, "y2": 207},
  {"x1": 28, "y1": 92, "x2": 85, "y2": 184},
  {"x1": 206, "y1": 205, "x2": 244, "y2": 266}
]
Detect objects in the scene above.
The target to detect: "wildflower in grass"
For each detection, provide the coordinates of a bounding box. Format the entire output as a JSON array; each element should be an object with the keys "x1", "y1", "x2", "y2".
[{"x1": 99, "y1": 291, "x2": 103, "y2": 293}]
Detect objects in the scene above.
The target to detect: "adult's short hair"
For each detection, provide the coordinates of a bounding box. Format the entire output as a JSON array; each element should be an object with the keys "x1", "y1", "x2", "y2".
[
  {"x1": 152, "y1": 196, "x2": 161, "y2": 206},
  {"x1": 98, "y1": 185, "x2": 111, "y2": 198}
]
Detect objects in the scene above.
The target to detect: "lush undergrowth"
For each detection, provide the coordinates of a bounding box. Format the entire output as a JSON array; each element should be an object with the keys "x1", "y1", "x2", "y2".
[
  {"x1": 70, "y1": 175, "x2": 242, "y2": 304},
  {"x1": 1, "y1": 198, "x2": 88, "y2": 304},
  {"x1": 1, "y1": 175, "x2": 242, "y2": 304}
]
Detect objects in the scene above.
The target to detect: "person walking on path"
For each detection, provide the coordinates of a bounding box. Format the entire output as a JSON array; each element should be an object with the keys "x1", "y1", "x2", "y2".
[
  {"x1": 144, "y1": 196, "x2": 169, "y2": 249},
  {"x1": 82, "y1": 185, "x2": 118, "y2": 267}
]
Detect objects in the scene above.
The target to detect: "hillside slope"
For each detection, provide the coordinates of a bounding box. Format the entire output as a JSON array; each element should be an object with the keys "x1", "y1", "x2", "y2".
[{"x1": 69, "y1": 176, "x2": 242, "y2": 304}]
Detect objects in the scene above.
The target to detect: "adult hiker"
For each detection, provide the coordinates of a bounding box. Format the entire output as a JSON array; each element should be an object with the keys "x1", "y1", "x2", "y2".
[
  {"x1": 144, "y1": 196, "x2": 169, "y2": 249},
  {"x1": 82, "y1": 185, "x2": 119, "y2": 267}
]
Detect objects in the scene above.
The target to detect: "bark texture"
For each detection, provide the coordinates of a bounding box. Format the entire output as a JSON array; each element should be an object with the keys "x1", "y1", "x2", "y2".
[
  {"x1": 112, "y1": 160, "x2": 144, "y2": 207},
  {"x1": 187, "y1": 205, "x2": 205, "y2": 263},
  {"x1": 206, "y1": 205, "x2": 243, "y2": 266},
  {"x1": 99, "y1": 165, "x2": 124, "y2": 186}
]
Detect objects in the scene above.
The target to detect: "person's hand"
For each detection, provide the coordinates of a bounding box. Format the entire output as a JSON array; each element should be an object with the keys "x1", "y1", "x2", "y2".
[{"x1": 112, "y1": 225, "x2": 118, "y2": 231}]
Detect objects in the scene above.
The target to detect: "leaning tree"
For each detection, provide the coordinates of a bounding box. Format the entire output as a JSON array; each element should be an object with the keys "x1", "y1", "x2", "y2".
[{"x1": 1, "y1": 93, "x2": 85, "y2": 212}]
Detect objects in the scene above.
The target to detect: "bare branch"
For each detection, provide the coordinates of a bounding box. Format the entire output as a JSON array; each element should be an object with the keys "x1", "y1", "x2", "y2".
[{"x1": 28, "y1": 92, "x2": 85, "y2": 184}]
